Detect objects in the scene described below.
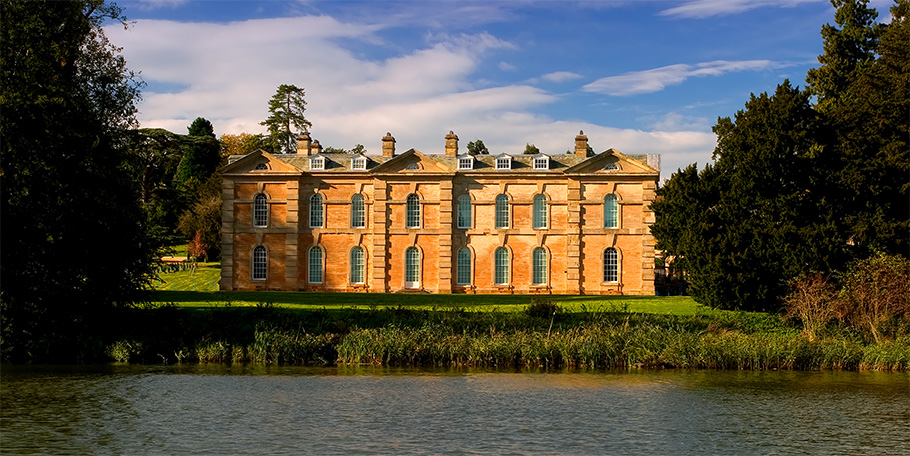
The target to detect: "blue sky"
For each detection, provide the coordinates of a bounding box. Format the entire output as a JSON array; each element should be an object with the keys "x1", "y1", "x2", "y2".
[{"x1": 107, "y1": 0, "x2": 895, "y2": 176}]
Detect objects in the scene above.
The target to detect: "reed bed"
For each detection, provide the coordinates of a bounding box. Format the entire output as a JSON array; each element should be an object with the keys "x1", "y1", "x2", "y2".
[{"x1": 102, "y1": 305, "x2": 909, "y2": 371}]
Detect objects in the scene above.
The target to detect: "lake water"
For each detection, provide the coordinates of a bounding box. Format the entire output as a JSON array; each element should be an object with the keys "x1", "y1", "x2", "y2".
[{"x1": 2, "y1": 364, "x2": 908, "y2": 455}]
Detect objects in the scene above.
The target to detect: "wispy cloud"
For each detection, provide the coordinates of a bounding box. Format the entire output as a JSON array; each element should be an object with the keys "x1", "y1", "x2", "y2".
[
  {"x1": 659, "y1": 0, "x2": 817, "y2": 19},
  {"x1": 541, "y1": 71, "x2": 582, "y2": 83},
  {"x1": 134, "y1": 0, "x2": 189, "y2": 12},
  {"x1": 583, "y1": 60, "x2": 778, "y2": 96}
]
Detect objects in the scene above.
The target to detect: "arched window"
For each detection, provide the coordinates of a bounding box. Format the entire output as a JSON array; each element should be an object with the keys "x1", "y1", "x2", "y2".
[
  {"x1": 456, "y1": 247, "x2": 472, "y2": 285},
  {"x1": 406, "y1": 194, "x2": 421, "y2": 228},
  {"x1": 533, "y1": 194, "x2": 547, "y2": 229},
  {"x1": 604, "y1": 194, "x2": 618, "y2": 229},
  {"x1": 252, "y1": 246, "x2": 267, "y2": 281},
  {"x1": 254, "y1": 163, "x2": 268, "y2": 170},
  {"x1": 603, "y1": 248, "x2": 618, "y2": 282},
  {"x1": 351, "y1": 194, "x2": 365, "y2": 228},
  {"x1": 310, "y1": 194, "x2": 323, "y2": 228},
  {"x1": 494, "y1": 247, "x2": 509, "y2": 285},
  {"x1": 532, "y1": 247, "x2": 547, "y2": 285},
  {"x1": 457, "y1": 194, "x2": 471, "y2": 229},
  {"x1": 405, "y1": 247, "x2": 420, "y2": 288},
  {"x1": 495, "y1": 194, "x2": 509, "y2": 229},
  {"x1": 308, "y1": 246, "x2": 323, "y2": 284},
  {"x1": 350, "y1": 247, "x2": 365, "y2": 284},
  {"x1": 253, "y1": 193, "x2": 268, "y2": 227}
]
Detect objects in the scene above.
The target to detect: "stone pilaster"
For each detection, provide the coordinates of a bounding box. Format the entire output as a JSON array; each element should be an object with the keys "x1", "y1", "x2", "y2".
[
  {"x1": 371, "y1": 178, "x2": 389, "y2": 292},
  {"x1": 437, "y1": 179, "x2": 454, "y2": 293},
  {"x1": 566, "y1": 179, "x2": 582, "y2": 294},
  {"x1": 220, "y1": 179, "x2": 235, "y2": 290},
  {"x1": 285, "y1": 180, "x2": 299, "y2": 289}
]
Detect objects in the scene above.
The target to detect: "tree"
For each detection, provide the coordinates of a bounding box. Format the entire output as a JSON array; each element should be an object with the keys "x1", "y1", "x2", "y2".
[
  {"x1": 467, "y1": 139, "x2": 489, "y2": 155},
  {"x1": 187, "y1": 116, "x2": 215, "y2": 138},
  {"x1": 174, "y1": 117, "x2": 222, "y2": 189},
  {"x1": 523, "y1": 143, "x2": 540, "y2": 155},
  {"x1": 220, "y1": 132, "x2": 277, "y2": 157},
  {"x1": 261, "y1": 84, "x2": 311, "y2": 154},
  {"x1": 1, "y1": 0, "x2": 156, "y2": 360}
]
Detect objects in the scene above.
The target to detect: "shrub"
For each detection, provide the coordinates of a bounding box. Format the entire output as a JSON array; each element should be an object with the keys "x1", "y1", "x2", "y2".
[
  {"x1": 784, "y1": 275, "x2": 838, "y2": 341},
  {"x1": 837, "y1": 254, "x2": 910, "y2": 343},
  {"x1": 525, "y1": 298, "x2": 562, "y2": 320}
]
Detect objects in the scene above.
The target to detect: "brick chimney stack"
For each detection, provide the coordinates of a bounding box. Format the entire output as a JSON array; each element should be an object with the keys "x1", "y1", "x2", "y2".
[
  {"x1": 310, "y1": 140, "x2": 323, "y2": 155},
  {"x1": 445, "y1": 131, "x2": 459, "y2": 157},
  {"x1": 575, "y1": 130, "x2": 589, "y2": 157},
  {"x1": 297, "y1": 132, "x2": 312, "y2": 155},
  {"x1": 382, "y1": 132, "x2": 396, "y2": 157}
]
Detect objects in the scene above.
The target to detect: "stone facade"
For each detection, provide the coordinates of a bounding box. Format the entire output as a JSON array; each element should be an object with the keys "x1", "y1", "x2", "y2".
[{"x1": 220, "y1": 131, "x2": 660, "y2": 295}]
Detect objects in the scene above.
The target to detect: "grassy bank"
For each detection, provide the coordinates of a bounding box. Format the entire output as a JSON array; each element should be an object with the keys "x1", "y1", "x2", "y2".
[{"x1": 104, "y1": 301, "x2": 909, "y2": 371}]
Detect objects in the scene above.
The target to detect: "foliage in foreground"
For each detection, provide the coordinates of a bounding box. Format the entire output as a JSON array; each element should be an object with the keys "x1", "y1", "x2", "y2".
[{"x1": 99, "y1": 304, "x2": 909, "y2": 371}]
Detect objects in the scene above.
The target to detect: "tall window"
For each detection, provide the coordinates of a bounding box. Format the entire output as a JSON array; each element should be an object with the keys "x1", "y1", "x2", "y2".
[
  {"x1": 532, "y1": 247, "x2": 547, "y2": 285},
  {"x1": 457, "y1": 194, "x2": 471, "y2": 229},
  {"x1": 252, "y1": 246, "x2": 267, "y2": 281},
  {"x1": 494, "y1": 247, "x2": 509, "y2": 285},
  {"x1": 533, "y1": 194, "x2": 547, "y2": 229},
  {"x1": 604, "y1": 194, "x2": 618, "y2": 228},
  {"x1": 405, "y1": 247, "x2": 420, "y2": 288},
  {"x1": 310, "y1": 194, "x2": 323, "y2": 228},
  {"x1": 350, "y1": 247, "x2": 365, "y2": 284},
  {"x1": 495, "y1": 194, "x2": 509, "y2": 229},
  {"x1": 406, "y1": 194, "x2": 421, "y2": 228},
  {"x1": 351, "y1": 194, "x2": 365, "y2": 228},
  {"x1": 253, "y1": 193, "x2": 268, "y2": 227},
  {"x1": 456, "y1": 247, "x2": 472, "y2": 285},
  {"x1": 604, "y1": 248, "x2": 618, "y2": 282},
  {"x1": 308, "y1": 247, "x2": 323, "y2": 284}
]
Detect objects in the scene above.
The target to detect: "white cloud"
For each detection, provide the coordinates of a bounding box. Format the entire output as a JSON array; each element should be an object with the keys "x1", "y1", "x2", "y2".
[
  {"x1": 499, "y1": 61, "x2": 516, "y2": 71},
  {"x1": 583, "y1": 60, "x2": 778, "y2": 96},
  {"x1": 659, "y1": 0, "x2": 817, "y2": 18},
  {"x1": 649, "y1": 112, "x2": 712, "y2": 132},
  {"x1": 541, "y1": 71, "x2": 583, "y2": 83},
  {"x1": 107, "y1": 14, "x2": 716, "y2": 177},
  {"x1": 134, "y1": 0, "x2": 189, "y2": 11}
]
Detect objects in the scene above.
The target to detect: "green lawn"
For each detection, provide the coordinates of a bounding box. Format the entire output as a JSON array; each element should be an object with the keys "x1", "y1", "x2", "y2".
[{"x1": 151, "y1": 265, "x2": 707, "y2": 315}]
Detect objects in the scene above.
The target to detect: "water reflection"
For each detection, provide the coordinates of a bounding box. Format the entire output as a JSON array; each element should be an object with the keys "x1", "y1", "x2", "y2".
[{"x1": 2, "y1": 365, "x2": 908, "y2": 455}]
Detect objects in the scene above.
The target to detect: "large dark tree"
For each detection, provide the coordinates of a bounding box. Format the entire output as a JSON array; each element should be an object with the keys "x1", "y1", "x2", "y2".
[
  {"x1": 174, "y1": 117, "x2": 221, "y2": 188},
  {"x1": 652, "y1": 0, "x2": 907, "y2": 312},
  {"x1": 261, "y1": 84, "x2": 311, "y2": 154},
  {"x1": 1, "y1": 1, "x2": 156, "y2": 360}
]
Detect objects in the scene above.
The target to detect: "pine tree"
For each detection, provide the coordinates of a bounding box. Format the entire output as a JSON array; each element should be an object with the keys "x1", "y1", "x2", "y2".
[{"x1": 260, "y1": 84, "x2": 312, "y2": 154}]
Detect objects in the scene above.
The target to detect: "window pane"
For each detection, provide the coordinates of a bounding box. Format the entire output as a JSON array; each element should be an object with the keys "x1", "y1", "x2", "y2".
[
  {"x1": 350, "y1": 247, "x2": 364, "y2": 284},
  {"x1": 456, "y1": 247, "x2": 471, "y2": 285},
  {"x1": 405, "y1": 247, "x2": 420, "y2": 285},
  {"x1": 532, "y1": 248, "x2": 547, "y2": 285},
  {"x1": 309, "y1": 247, "x2": 323, "y2": 283},
  {"x1": 310, "y1": 194, "x2": 323, "y2": 228},
  {"x1": 494, "y1": 247, "x2": 509, "y2": 285},
  {"x1": 406, "y1": 194, "x2": 420, "y2": 228},
  {"x1": 604, "y1": 194, "x2": 618, "y2": 228},
  {"x1": 457, "y1": 194, "x2": 471, "y2": 229},
  {"x1": 351, "y1": 194, "x2": 365, "y2": 228},
  {"x1": 495, "y1": 194, "x2": 509, "y2": 229},
  {"x1": 254, "y1": 194, "x2": 268, "y2": 227},
  {"x1": 252, "y1": 246, "x2": 267, "y2": 280},
  {"x1": 533, "y1": 194, "x2": 547, "y2": 229},
  {"x1": 604, "y1": 248, "x2": 618, "y2": 282}
]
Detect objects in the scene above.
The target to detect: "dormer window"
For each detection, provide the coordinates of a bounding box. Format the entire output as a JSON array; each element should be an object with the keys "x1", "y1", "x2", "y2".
[
  {"x1": 352, "y1": 157, "x2": 366, "y2": 170},
  {"x1": 605, "y1": 162, "x2": 618, "y2": 170},
  {"x1": 496, "y1": 156, "x2": 511, "y2": 170},
  {"x1": 311, "y1": 156, "x2": 324, "y2": 170},
  {"x1": 533, "y1": 156, "x2": 549, "y2": 170},
  {"x1": 458, "y1": 156, "x2": 473, "y2": 170}
]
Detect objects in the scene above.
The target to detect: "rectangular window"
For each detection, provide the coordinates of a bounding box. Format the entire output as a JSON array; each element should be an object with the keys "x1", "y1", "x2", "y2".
[
  {"x1": 457, "y1": 195, "x2": 471, "y2": 229},
  {"x1": 456, "y1": 248, "x2": 471, "y2": 285},
  {"x1": 532, "y1": 248, "x2": 547, "y2": 285},
  {"x1": 308, "y1": 248, "x2": 323, "y2": 284},
  {"x1": 533, "y1": 195, "x2": 547, "y2": 229},
  {"x1": 311, "y1": 157, "x2": 324, "y2": 170},
  {"x1": 351, "y1": 195, "x2": 365, "y2": 228},
  {"x1": 350, "y1": 248, "x2": 365, "y2": 284},
  {"x1": 495, "y1": 195, "x2": 509, "y2": 229},
  {"x1": 458, "y1": 158, "x2": 473, "y2": 170},
  {"x1": 496, "y1": 157, "x2": 510, "y2": 170},
  {"x1": 494, "y1": 248, "x2": 509, "y2": 285},
  {"x1": 352, "y1": 158, "x2": 366, "y2": 170},
  {"x1": 534, "y1": 157, "x2": 548, "y2": 170},
  {"x1": 406, "y1": 195, "x2": 420, "y2": 228}
]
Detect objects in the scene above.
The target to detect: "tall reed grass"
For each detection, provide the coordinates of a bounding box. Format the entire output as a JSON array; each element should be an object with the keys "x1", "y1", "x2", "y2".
[{"x1": 102, "y1": 305, "x2": 909, "y2": 371}]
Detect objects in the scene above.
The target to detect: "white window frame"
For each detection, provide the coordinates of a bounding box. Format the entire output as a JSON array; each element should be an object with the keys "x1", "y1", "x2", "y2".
[
  {"x1": 351, "y1": 194, "x2": 366, "y2": 229},
  {"x1": 310, "y1": 193, "x2": 324, "y2": 228},
  {"x1": 405, "y1": 247, "x2": 421, "y2": 289},
  {"x1": 253, "y1": 193, "x2": 268, "y2": 228},
  {"x1": 495, "y1": 194, "x2": 510, "y2": 229},
  {"x1": 604, "y1": 194, "x2": 619, "y2": 229},
  {"x1": 458, "y1": 157, "x2": 473, "y2": 170},
  {"x1": 406, "y1": 194, "x2": 421, "y2": 228},
  {"x1": 603, "y1": 248, "x2": 618, "y2": 283},
  {"x1": 494, "y1": 247, "x2": 510, "y2": 285},
  {"x1": 532, "y1": 194, "x2": 547, "y2": 229},
  {"x1": 252, "y1": 246, "x2": 267, "y2": 281},
  {"x1": 457, "y1": 194, "x2": 472, "y2": 229},
  {"x1": 456, "y1": 247, "x2": 472, "y2": 285},
  {"x1": 533, "y1": 156, "x2": 549, "y2": 170},
  {"x1": 308, "y1": 246, "x2": 323, "y2": 284},
  {"x1": 532, "y1": 247, "x2": 547, "y2": 285},
  {"x1": 311, "y1": 156, "x2": 324, "y2": 170},
  {"x1": 496, "y1": 157, "x2": 511, "y2": 170},
  {"x1": 352, "y1": 157, "x2": 366, "y2": 170},
  {"x1": 350, "y1": 246, "x2": 365, "y2": 284}
]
